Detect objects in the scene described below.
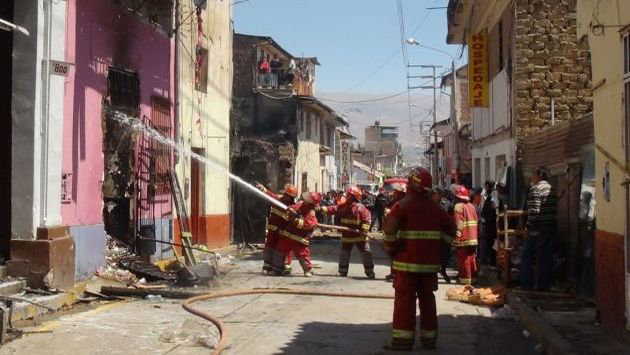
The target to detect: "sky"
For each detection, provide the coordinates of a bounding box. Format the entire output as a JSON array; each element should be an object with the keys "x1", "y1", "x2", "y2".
[{"x1": 233, "y1": 0, "x2": 462, "y2": 160}]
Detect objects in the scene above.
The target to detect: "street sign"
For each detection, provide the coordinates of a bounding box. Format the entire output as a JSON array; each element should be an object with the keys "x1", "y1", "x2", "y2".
[{"x1": 50, "y1": 60, "x2": 73, "y2": 77}]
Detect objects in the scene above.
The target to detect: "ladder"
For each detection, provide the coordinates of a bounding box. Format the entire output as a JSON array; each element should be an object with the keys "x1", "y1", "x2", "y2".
[{"x1": 168, "y1": 168, "x2": 197, "y2": 266}]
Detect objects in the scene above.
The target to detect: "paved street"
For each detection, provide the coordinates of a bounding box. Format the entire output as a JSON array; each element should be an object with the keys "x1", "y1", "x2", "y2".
[{"x1": 2, "y1": 240, "x2": 538, "y2": 355}]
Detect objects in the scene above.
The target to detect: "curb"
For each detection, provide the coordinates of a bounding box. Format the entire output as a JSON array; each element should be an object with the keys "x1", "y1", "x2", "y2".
[{"x1": 507, "y1": 291, "x2": 577, "y2": 355}]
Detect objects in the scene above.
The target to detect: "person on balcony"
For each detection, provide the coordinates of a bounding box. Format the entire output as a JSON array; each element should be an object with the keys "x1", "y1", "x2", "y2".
[
  {"x1": 258, "y1": 55, "x2": 270, "y2": 74},
  {"x1": 270, "y1": 55, "x2": 281, "y2": 87},
  {"x1": 285, "y1": 58, "x2": 296, "y2": 86}
]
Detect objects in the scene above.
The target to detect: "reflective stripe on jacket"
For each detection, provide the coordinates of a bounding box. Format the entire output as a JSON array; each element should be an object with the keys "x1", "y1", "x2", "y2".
[
  {"x1": 322, "y1": 202, "x2": 371, "y2": 242},
  {"x1": 454, "y1": 202, "x2": 478, "y2": 247},
  {"x1": 383, "y1": 193, "x2": 456, "y2": 274}
]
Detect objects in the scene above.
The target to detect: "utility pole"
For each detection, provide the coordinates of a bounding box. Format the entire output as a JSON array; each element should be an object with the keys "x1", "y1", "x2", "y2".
[
  {"x1": 432, "y1": 65, "x2": 438, "y2": 185},
  {"x1": 451, "y1": 61, "x2": 460, "y2": 183},
  {"x1": 408, "y1": 64, "x2": 442, "y2": 185}
]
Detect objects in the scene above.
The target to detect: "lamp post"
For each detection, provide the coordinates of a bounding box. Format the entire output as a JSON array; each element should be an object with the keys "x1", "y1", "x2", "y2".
[{"x1": 407, "y1": 38, "x2": 460, "y2": 183}]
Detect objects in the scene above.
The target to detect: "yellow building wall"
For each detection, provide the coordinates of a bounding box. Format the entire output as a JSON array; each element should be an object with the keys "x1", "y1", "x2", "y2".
[
  {"x1": 175, "y1": 1, "x2": 232, "y2": 247},
  {"x1": 295, "y1": 109, "x2": 323, "y2": 193},
  {"x1": 577, "y1": 0, "x2": 630, "y2": 236}
]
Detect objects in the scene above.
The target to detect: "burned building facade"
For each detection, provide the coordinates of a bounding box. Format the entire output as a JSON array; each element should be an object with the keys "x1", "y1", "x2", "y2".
[
  {"x1": 2, "y1": 0, "x2": 233, "y2": 289},
  {"x1": 231, "y1": 34, "x2": 346, "y2": 243}
]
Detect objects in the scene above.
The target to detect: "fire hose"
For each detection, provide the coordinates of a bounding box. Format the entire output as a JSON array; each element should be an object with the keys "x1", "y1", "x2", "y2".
[
  {"x1": 182, "y1": 288, "x2": 394, "y2": 355},
  {"x1": 181, "y1": 221, "x2": 389, "y2": 354}
]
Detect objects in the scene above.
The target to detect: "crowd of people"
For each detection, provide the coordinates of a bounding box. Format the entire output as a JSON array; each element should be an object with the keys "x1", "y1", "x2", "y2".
[
  {"x1": 256, "y1": 54, "x2": 313, "y2": 89},
  {"x1": 254, "y1": 165, "x2": 557, "y2": 350}
]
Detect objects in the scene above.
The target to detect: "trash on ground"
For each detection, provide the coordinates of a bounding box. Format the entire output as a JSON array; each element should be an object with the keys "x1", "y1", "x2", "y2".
[
  {"x1": 158, "y1": 318, "x2": 220, "y2": 349},
  {"x1": 445, "y1": 284, "x2": 506, "y2": 307}
]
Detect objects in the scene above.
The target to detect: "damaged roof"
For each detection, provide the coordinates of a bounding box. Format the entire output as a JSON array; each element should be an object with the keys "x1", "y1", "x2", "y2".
[
  {"x1": 235, "y1": 33, "x2": 295, "y2": 60},
  {"x1": 298, "y1": 96, "x2": 347, "y2": 126}
]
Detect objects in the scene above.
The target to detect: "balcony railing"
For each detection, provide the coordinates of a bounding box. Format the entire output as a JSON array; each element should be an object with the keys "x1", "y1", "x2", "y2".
[
  {"x1": 257, "y1": 73, "x2": 278, "y2": 89},
  {"x1": 255, "y1": 67, "x2": 314, "y2": 96}
]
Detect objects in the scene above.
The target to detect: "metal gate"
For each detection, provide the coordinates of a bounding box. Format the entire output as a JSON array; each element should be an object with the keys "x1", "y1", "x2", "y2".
[{"x1": 135, "y1": 97, "x2": 172, "y2": 257}]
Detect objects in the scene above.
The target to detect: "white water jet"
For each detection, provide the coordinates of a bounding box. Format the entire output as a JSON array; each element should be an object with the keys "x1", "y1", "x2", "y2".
[{"x1": 106, "y1": 109, "x2": 289, "y2": 211}]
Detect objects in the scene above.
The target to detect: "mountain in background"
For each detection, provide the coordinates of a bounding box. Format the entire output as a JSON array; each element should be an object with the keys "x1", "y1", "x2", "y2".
[{"x1": 319, "y1": 91, "x2": 450, "y2": 166}]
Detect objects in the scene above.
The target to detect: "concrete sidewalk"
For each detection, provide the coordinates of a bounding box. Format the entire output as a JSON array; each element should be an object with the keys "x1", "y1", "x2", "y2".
[
  {"x1": 1, "y1": 240, "x2": 539, "y2": 355},
  {"x1": 508, "y1": 290, "x2": 630, "y2": 355}
]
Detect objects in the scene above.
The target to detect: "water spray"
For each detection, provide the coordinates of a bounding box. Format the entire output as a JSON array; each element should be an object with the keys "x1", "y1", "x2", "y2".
[{"x1": 106, "y1": 109, "x2": 290, "y2": 211}]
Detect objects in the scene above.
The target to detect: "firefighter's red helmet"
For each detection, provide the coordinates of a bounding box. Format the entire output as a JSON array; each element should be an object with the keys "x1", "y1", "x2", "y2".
[
  {"x1": 284, "y1": 184, "x2": 298, "y2": 197},
  {"x1": 346, "y1": 186, "x2": 363, "y2": 201},
  {"x1": 407, "y1": 167, "x2": 432, "y2": 193},
  {"x1": 454, "y1": 185, "x2": 470, "y2": 201},
  {"x1": 302, "y1": 191, "x2": 321, "y2": 206}
]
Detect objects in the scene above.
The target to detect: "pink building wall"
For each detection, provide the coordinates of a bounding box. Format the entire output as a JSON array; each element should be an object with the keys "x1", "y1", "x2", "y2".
[{"x1": 62, "y1": 0, "x2": 174, "y2": 228}]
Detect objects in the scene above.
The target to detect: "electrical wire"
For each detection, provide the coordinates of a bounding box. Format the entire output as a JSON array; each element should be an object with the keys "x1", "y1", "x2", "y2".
[
  {"x1": 338, "y1": 0, "x2": 439, "y2": 94},
  {"x1": 317, "y1": 90, "x2": 412, "y2": 104}
]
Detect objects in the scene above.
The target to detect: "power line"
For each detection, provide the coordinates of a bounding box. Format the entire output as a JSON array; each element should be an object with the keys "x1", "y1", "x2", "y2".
[
  {"x1": 337, "y1": 0, "x2": 439, "y2": 94},
  {"x1": 317, "y1": 90, "x2": 412, "y2": 104}
]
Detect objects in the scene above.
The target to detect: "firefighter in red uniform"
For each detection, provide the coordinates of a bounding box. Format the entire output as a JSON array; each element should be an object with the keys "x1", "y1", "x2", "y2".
[
  {"x1": 321, "y1": 186, "x2": 375, "y2": 279},
  {"x1": 272, "y1": 192, "x2": 320, "y2": 277},
  {"x1": 384, "y1": 183, "x2": 407, "y2": 282},
  {"x1": 256, "y1": 183, "x2": 298, "y2": 274},
  {"x1": 453, "y1": 186, "x2": 479, "y2": 285},
  {"x1": 383, "y1": 167, "x2": 456, "y2": 350}
]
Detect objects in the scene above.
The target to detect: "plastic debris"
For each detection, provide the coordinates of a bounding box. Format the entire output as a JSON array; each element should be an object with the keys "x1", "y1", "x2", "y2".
[{"x1": 145, "y1": 295, "x2": 163, "y2": 302}]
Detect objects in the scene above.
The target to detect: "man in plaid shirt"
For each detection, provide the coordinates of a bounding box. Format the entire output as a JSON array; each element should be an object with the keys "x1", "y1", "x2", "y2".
[{"x1": 521, "y1": 166, "x2": 557, "y2": 291}]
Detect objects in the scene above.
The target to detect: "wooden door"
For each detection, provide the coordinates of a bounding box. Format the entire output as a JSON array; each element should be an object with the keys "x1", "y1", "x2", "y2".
[{"x1": 190, "y1": 149, "x2": 204, "y2": 245}]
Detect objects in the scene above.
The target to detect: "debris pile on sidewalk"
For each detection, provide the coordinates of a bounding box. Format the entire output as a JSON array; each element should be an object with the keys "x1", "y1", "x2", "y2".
[
  {"x1": 95, "y1": 236, "x2": 138, "y2": 284},
  {"x1": 446, "y1": 284, "x2": 506, "y2": 307},
  {"x1": 159, "y1": 318, "x2": 220, "y2": 350}
]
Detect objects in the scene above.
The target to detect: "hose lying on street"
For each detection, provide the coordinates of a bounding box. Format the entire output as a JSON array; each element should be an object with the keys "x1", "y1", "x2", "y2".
[{"x1": 181, "y1": 288, "x2": 395, "y2": 355}]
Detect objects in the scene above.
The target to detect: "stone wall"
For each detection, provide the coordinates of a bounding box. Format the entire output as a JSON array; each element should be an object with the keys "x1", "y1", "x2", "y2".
[{"x1": 514, "y1": 0, "x2": 592, "y2": 139}]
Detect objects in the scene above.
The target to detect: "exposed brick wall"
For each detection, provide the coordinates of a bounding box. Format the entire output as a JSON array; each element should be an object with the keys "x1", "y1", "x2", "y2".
[
  {"x1": 595, "y1": 229, "x2": 627, "y2": 333},
  {"x1": 233, "y1": 34, "x2": 257, "y2": 99},
  {"x1": 514, "y1": 0, "x2": 592, "y2": 139}
]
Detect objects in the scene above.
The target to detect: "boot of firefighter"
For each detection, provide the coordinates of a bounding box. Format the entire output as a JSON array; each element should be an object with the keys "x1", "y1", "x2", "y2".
[{"x1": 383, "y1": 339, "x2": 413, "y2": 351}]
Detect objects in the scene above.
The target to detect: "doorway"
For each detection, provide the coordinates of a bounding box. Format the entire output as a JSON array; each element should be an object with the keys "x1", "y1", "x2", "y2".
[
  {"x1": 190, "y1": 148, "x2": 204, "y2": 245},
  {"x1": 0, "y1": 1, "x2": 15, "y2": 261}
]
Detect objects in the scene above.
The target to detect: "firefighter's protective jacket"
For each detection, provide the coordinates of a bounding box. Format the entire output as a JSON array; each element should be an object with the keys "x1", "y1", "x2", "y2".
[
  {"x1": 383, "y1": 193, "x2": 456, "y2": 273},
  {"x1": 453, "y1": 202, "x2": 478, "y2": 247},
  {"x1": 280, "y1": 202, "x2": 318, "y2": 245},
  {"x1": 322, "y1": 201, "x2": 371, "y2": 243}
]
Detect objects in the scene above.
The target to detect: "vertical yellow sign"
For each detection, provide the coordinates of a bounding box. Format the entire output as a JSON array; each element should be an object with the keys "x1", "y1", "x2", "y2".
[{"x1": 468, "y1": 32, "x2": 488, "y2": 108}]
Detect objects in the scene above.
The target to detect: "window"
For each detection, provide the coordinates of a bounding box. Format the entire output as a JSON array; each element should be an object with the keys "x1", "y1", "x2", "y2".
[
  {"x1": 328, "y1": 126, "x2": 334, "y2": 148},
  {"x1": 484, "y1": 157, "x2": 491, "y2": 184},
  {"x1": 151, "y1": 96, "x2": 172, "y2": 195},
  {"x1": 306, "y1": 112, "x2": 312, "y2": 139},
  {"x1": 107, "y1": 67, "x2": 140, "y2": 111},
  {"x1": 498, "y1": 20, "x2": 504, "y2": 72},
  {"x1": 320, "y1": 120, "x2": 325, "y2": 145},
  {"x1": 195, "y1": 45, "x2": 208, "y2": 93},
  {"x1": 474, "y1": 158, "x2": 481, "y2": 187},
  {"x1": 298, "y1": 110, "x2": 303, "y2": 133},
  {"x1": 301, "y1": 172, "x2": 308, "y2": 192}
]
